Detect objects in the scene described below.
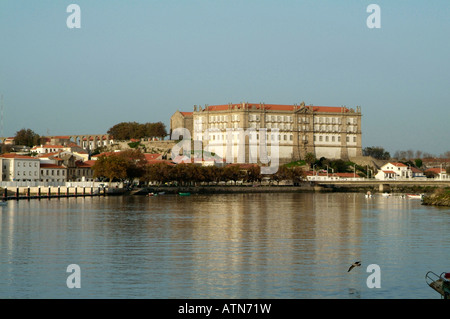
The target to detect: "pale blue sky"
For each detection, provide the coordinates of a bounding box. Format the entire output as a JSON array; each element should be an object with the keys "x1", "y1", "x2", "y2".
[{"x1": 0, "y1": 0, "x2": 449, "y2": 156}]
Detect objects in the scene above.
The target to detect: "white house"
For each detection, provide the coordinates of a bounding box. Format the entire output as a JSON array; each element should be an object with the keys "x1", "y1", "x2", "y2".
[
  {"x1": 425, "y1": 167, "x2": 449, "y2": 180},
  {"x1": 40, "y1": 163, "x2": 67, "y2": 182},
  {"x1": 0, "y1": 153, "x2": 41, "y2": 182},
  {"x1": 375, "y1": 162, "x2": 412, "y2": 180}
]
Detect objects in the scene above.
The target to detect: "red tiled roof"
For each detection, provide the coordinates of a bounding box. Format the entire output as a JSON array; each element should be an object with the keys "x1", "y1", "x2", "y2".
[
  {"x1": 180, "y1": 112, "x2": 193, "y2": 116},
  {"x1": 199, "y1": 103, "x2": 350, "y2": 113},
  {"x1": 76, "y1": 160, "x2": 96, "y2": 168},
  {"x1": 425, "y1": 168, "x2": 446, "y2": 174},
  {"x1": 144, "y1": 153, "x2": 162, "y2": 161},
  {"x1": 382, "y1": 170, "x2": 397, "y2": 174},
  {"x1": 391, "y1": 162, "x2": 408, "y2": 167},
  {"x1": 0, "y1": 153, "x2": 36, "y2": 159}
]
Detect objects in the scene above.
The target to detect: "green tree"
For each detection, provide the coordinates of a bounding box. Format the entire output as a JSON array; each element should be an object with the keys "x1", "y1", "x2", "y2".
[
  {"x1": 92, "y1": 154, "x2": 128, "y2": 184},
  {"x1": 363, "y1": 146, "x2": 391, "y2": 160},
  {"x1": 414, "y1": 158, "x2": 423, "y2": 168},
  {"x1": 14, "y1": 128, "x2": 41, "y2": 147}
]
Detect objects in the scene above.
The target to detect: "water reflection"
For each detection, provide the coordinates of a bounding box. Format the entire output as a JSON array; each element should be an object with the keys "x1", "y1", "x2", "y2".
[{"x1": 0, "y1": 193, "x2": 448, "y2": 298}]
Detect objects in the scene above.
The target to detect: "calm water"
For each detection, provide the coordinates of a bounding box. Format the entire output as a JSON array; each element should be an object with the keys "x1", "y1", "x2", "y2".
[{"x1": 0, "y1": 192, "x2": 449, "y2": 299}]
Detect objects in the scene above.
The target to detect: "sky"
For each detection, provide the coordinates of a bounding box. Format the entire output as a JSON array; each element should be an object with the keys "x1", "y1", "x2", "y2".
[{"x1": 0, "y1": 0, "x2": 449, "y2": 156}]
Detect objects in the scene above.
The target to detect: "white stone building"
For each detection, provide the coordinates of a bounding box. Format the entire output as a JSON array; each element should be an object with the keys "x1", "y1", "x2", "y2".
[
  {"x1": 0, "y1": 153, "x2": 41, "y2": 182},
  {"x1": 172, "y1": 102, "x2": 362, "y2": 164},
  {"x1": 375, "y1": 162, "x2": 412, "y2": 180}
]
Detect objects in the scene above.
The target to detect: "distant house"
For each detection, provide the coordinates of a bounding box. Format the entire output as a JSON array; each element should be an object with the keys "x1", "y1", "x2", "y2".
[
  {"x1": 31, "y1": 144, "x2": 67, "y2": 154},
  {"x1": 410, "y1": 167, "x2": 425, "y2": 178},
  {"x1": 425, "y1": 167, "x2": 449, "y2": 180},
  {"x1": 375, "y1": 162, "x2": 412, "y2": 180},
  {"x1": 305, "y1": 171, "x2": 362, "y2": 181},
  {"x1": 40, "y1": 163, "x2": 67, "y2": 183},
  {"x1": 74, "y1": 160, "x2": 96, "y2": 182},
  {"x1": 0, "y1": 153, "x2": 40, "y2": 182}
]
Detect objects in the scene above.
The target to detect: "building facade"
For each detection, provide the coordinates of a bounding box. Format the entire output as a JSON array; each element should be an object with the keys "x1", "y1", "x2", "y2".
[
  {"x1": 171, "y1": 102, "x2": 362, "y2": 164},
  {"x1": 0, "y1": 154, "x2": 41, "y2": 182}
]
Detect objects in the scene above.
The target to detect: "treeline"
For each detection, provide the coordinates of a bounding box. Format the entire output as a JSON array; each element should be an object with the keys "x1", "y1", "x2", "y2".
[
  {"x1": 143, "y1": 164, "x2": 305, "y2": 186},
  {"x1": 92, "y1": 149, "x2": 305, "y2": 186},
  {"x1": 107, "y1": 122, "x2": 168, "y2": 141}
]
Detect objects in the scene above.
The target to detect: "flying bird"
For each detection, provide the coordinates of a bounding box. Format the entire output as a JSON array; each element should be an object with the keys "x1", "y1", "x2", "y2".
[{"x1": 348, "y1": 261, "x2": 361, "y2": 272}]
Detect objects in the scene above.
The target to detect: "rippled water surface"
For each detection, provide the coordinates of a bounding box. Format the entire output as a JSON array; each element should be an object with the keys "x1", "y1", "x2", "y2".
[{"x1": 1, "y1": 193, "x2": 449, "y2": 298}]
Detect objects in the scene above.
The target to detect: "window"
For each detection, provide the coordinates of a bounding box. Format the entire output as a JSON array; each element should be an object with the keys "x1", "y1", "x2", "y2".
[
  {"x1": 290, "y1": 135, "x2": 293, "y2": 141},
  {"x1": 353, "y1": 136, "x2": 356, "y2": 142},
  {"x1": 346, "y1": 136, "x2": 349, "y2": 142},
  {"x1": 332, "y1": 136, "x2": 335, "y2": 142},
  {"x1": 325, "y1": 136, "x2": 329, "y2": 142},
  {"x1": 319, "y1": 136, "x2": 323, "y2": 142},
  {"x1": 338, "y1": 136, "x2": 341, "y2": 142}
]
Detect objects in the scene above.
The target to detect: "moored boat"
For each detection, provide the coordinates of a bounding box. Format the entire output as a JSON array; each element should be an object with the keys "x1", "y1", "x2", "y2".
[
  {"x1": 407, "y1": 194, "x2": 424, "y2": 199},
  {"x1": 179, "y1": 192, "x2": 191, "y2": 196}
]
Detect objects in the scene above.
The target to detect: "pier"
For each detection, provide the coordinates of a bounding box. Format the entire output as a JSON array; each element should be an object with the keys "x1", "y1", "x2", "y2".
[{"x1": 2, "y1": 186, "x2": 109, "y2": 201}]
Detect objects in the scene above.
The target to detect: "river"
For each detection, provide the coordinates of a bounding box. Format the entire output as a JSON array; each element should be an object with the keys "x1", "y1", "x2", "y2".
[{"x1": 0, "y1": 192, "x2": 449, "y2": 299}]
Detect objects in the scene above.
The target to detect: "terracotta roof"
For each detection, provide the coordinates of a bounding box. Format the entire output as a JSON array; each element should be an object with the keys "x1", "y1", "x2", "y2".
[
  {"x1": 410, "y1": 167, "x2": 423, "y2": 173},
  {"x1": 390, "y1": 162, "x2": 408, "y2": 167},
  {"x1": 425, "y1": 168, "x2": 446, "y2": 174},
  {"x1": 76, "y1": 160, "x2": 96, "y2": 168},
  {"x1": 198, "y1": 103, "x2": 350, "y2": 113},
  {"x1": 0, "y1": 153, "x2": 37, "y2": 159},
  {"x1": 382, "y1": 170, "x2": 397, "y2": 174},
  {"x1": 144, "y1": 153, "x2": 162, "y2": 161},
  {"x1": 180, "y1": 112, "x2": 193, "y2": 116}
]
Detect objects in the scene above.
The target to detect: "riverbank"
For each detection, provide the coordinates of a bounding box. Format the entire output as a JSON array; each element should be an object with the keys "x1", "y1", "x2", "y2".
[
  {"x1": 137, "y1": 183, "x2": 445, "y2": 195},
  {"x1": 422, "y1": 189, "x2": 450, "y2": 206}
]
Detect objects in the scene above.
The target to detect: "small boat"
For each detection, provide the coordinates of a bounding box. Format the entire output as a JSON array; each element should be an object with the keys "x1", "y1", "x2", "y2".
[
  {"x1": 381, "y1": 193, "x2": 391, "y2": 197},
  {"x1": 426, "y1": 271, "x2": 450, "y2": 299},
  {"x1": 179, "y1": 192, "x2": 191, "y2": 196},
  {"x1": 148, "y1": 192, "x2": 157, "y2": 197},
  {"x1": 158, "y1": 192, "x2": 165, "y2": 195},
  {"x1": 407, "y1": 194, "x2": 424, "y2": 199}
]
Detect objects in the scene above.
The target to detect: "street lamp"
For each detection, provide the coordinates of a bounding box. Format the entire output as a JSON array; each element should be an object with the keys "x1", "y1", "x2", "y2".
[{"x1": 313, "y1": 164, "x2": 317, "y2": 179}]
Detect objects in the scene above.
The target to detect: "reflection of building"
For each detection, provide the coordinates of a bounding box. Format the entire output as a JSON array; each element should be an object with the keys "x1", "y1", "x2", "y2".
[{"x1": 171, "y1": 102, "x2": 362, "y2": 164}]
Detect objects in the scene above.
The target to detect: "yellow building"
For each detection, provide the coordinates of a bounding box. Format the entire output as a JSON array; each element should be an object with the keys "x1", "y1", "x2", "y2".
[{"x1": 171, "y1": 102, "x2": 362, "y2": 164}]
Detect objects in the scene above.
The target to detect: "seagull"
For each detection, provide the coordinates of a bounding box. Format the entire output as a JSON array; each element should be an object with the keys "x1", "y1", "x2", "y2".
[{"x1": 348, "y1": 261, "x2": 361, "y2": 272}]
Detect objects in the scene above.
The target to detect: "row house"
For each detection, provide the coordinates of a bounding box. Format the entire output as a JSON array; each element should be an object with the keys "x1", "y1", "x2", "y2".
[{"x1": 0, "y1": 153, "x2": 95, "y2": 183}]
